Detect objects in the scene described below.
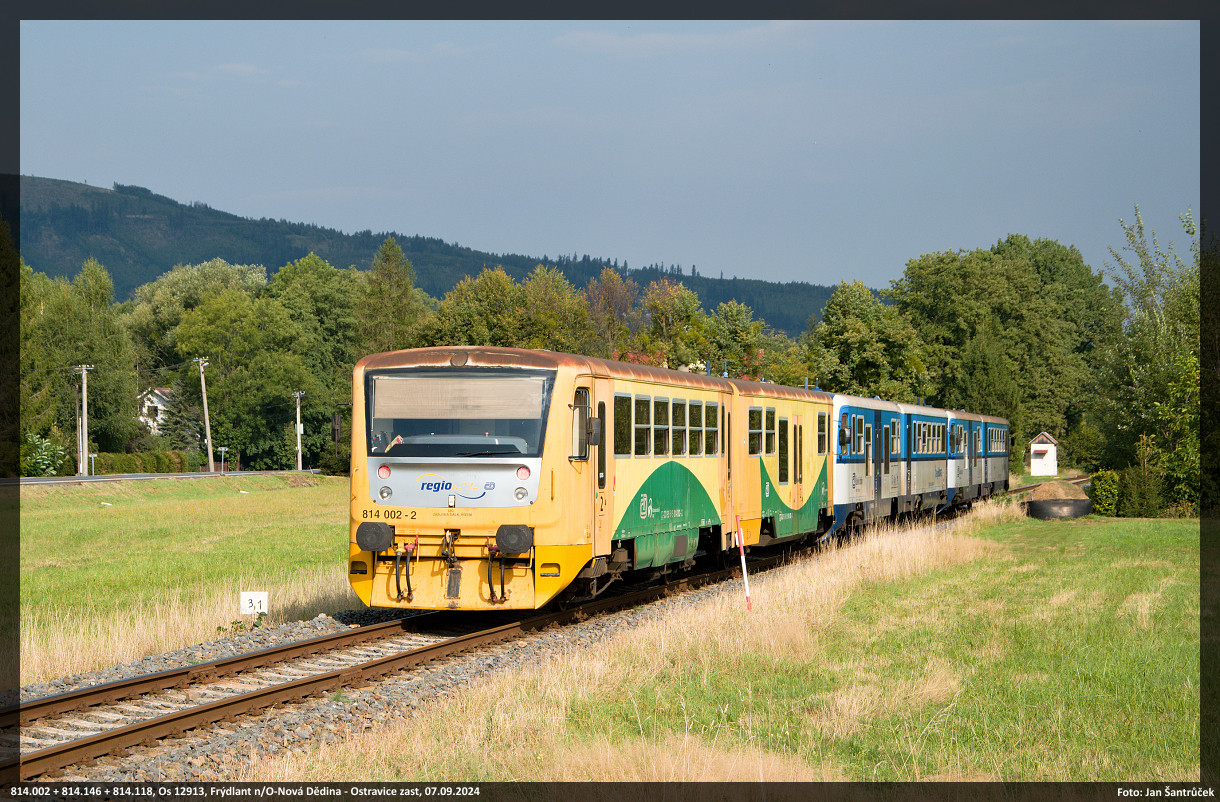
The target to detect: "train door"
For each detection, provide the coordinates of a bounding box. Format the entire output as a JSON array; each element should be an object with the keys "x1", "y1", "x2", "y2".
[
  {"x1": 792, "y1": 415, "x2": 804, "y2": 534},
  {"x1": 976, "y1": 422, "x2": 985, "y2": 485},
  {"x1": 591, "y1": 378, "x2": 615, "y2": 557},
  {"x1": 966, "y1": 424, "x2": 974, "y2": 489},
  {"x1": 882, "y1": 420, "x2": 892, "y2": 504},
  {"x1": 722, "y1": 397, "x2": 733, "y2": 548},
  {"x1": 903, "y1": 414, "x2": 913, "y2": 500}
]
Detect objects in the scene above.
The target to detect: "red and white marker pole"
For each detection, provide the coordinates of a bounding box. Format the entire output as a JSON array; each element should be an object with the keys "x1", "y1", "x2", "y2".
[{"x1": 735, "y1": 514, "x2": 752, "y2": 611}]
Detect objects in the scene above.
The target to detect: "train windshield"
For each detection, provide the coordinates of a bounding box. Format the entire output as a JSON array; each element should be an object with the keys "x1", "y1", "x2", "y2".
[{"x1": 367, "y1": 369, "x2": 555, "y2": 458}]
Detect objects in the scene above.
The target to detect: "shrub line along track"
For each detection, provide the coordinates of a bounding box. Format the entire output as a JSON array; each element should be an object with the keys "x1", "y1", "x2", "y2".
[
  {"x1": 9, "y1": 475, "x2": 1086, "y2": 781},
  {"x1": 6, "y1": 558, "x2": 770, "y2": 781}
]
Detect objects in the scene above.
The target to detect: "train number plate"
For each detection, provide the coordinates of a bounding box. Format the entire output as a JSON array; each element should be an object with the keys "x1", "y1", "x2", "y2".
[{"x1": 445, "y1": 568, "x2": 462, "y2": 599}]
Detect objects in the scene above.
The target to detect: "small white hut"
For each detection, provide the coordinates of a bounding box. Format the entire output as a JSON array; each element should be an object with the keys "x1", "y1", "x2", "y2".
[
  {"x1": 1029, "y1": 432, "x2": 1059, "y2": 477},
  {"x1": 138, "y1": 387, "x2": 173, "y2": 435}
]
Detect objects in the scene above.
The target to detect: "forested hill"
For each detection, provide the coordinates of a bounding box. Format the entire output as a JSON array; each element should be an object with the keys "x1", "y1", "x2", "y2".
[{"x1": 19, "y1": 176, "x2": 837, "y2": 335}]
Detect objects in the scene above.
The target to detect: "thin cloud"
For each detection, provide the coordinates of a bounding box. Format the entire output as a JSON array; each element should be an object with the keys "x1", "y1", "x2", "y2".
[
  {"x1": 360, "y1": 42, "x2": 481, "y2": 64},
  {"x1": 554, "y1": 21, "x2": 812, "y2": 59},
  {"x1": 213, "y1": 62, "x2": 268, "y2": 78}
]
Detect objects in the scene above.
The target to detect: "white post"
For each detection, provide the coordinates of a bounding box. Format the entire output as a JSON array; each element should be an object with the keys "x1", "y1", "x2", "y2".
[
  {"x1": 197, "y1": 357, "x2": 214, "y2": 472},
  {"x1": 75, "y1": 384, "x2": 83, "y2": 476},
  {"x1": 293, "y1": 391, "x2": 304, "y2": 470},
  {"x1": 78, "y1": 365, "x2": 93, "y2": 475}
]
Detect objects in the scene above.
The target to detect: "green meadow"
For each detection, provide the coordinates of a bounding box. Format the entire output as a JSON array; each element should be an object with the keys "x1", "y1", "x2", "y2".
[
  {"x1": 20, "y1": 474, "x2": 357, "y2": 683},
  {"x1": 243, "y1": 505, "x2": 1201, "y2": 783}
]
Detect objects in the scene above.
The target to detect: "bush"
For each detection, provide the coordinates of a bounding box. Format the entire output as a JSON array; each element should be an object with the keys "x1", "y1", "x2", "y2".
[
  {"x1": 20, "y1": 432, "x2": 67, "y2": 477},
  {"x1": 90, "y1": 451, "x2": 204, "y2": 475},
  {"x1": 1089, "y1": 469, "x2": 1119, "y2": 516},
  {"x1": 1118, "y1": 463, "x2": 1164, "y2": 518}
]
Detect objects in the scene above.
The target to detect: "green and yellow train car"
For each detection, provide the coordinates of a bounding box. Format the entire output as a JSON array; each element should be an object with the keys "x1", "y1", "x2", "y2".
[{"x1": 348, "y1": 347, "x2": 835, "y2": 610}]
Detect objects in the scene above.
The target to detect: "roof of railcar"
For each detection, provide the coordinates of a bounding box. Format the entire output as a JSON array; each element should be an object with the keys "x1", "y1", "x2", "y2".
[{"x1": 356, "y1": 346, "x2": 833, "y2": 402}]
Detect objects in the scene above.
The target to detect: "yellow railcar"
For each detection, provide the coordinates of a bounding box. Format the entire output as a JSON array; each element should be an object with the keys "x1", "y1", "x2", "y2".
[{"x1": 348, "y1": 347, "x2": 835, "y2": 611}]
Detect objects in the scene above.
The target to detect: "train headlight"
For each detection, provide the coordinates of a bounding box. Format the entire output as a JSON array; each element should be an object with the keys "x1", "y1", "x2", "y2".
[
  {"x1": 379, "y1": 486, "x2": 392, "y2": 500},
  {"x1": 516, "y1": 466, "x2": 531, "y2": 480},
  {"x1": 515, "y1": 487, "x2": 529, "y2": 501},
  {"x1": 377, "y1": 465, "x2": 391, "y2": 479}
]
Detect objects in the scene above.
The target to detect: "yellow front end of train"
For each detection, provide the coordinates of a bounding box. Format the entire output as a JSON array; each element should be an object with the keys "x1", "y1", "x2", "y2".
[{"x1": 347, "y1": 347, "x2": 599, "y2": 610}]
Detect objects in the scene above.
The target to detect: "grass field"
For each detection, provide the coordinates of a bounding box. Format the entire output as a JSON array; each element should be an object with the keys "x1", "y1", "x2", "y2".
[
  {"x1": 240, "y1": 503, "x2": 1200, "y2": 783},
  {"x1": 19, "y1": 480, "x2": 1200, "y2": 781},
  {"x1": 20, "y1": 474, "x2": 357, "y2": 683}
]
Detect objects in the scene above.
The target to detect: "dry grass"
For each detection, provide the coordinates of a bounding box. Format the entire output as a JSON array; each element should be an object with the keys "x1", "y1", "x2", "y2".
[
  {"x1": 242, "y1": 501, "x2": 1019, "y2": 782},
  {"x1": 21, "y1": 564, "x2": 359, "y2": 684}
]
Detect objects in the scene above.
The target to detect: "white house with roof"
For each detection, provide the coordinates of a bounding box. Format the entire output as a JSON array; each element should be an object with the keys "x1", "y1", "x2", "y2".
[
  {"x1": 1029, "y1": 431, "x2": 1059, "y2": 476},
  {"x1": 138, "y1": 387, "x2": 173, "y2": 435}
]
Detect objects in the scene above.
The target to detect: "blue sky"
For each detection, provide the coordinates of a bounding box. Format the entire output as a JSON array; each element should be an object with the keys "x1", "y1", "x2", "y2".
[{"x1": 19, "y1": 20, "x2": 1200, "y2": 289}]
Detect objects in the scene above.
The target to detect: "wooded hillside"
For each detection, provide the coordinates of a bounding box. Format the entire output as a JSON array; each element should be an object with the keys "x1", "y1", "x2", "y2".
[{"x1": 19, "y1": 176, "x2": 836, "y2": 336}]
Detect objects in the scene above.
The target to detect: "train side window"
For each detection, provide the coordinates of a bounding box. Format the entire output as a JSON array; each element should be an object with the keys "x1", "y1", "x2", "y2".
[
  {"x1": 571, "y1": 388, "x2": 590, "y2": 461},
  {"x1": 672, "y1": 400, "x2": 686, "y2": 456},
  {"x1": 689, "y1": 401, "x2": 703, "y2": 457},
  {"x1": 634, "y1": 396, "x2": 651, "y2": 456},
  {"x1": 748, "y1": 407, "x2": 763, "y2": 455},
  {"x1": 854, "y1": 415, "x2": 864, "y2": 455},
  {"x1": 706, "y1": 402, "x2": 719, "y2": 456},
  {"x1": 598, "y1": 402, "x2": 607, "y2": 488},
  {"x1": 614, "y1": 395, "x2": 632, "y2": 457},
  {"x1": 778, "y1": 418, "x2": 789, "y2": 483},
  {"x1": 892, "y1": 421, "x2": 901, "y2": 456},
  {"x1": 765, "y1": 408, "x2": 777, "y2": 455},
  {"x1": 818, "y1": 412, "x2": 827, "y2": 455},
  {"x1": 864, "y1": 424, "x2": 872, "y2": 476},
  {"x1": 883, "y1": 424, "x2": 891, "y2": 474},
  {"x1": 653, "y1": 398, "x2": 670, "y2": 457}
]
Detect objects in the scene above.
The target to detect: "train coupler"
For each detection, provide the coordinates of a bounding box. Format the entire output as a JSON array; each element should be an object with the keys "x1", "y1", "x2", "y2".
[
  {"x1": 394, "y1": 538, "x2": 417, "y2": 602},
  {"x1": 485, "y1": 539, "x2": 508, "y2": 603}
]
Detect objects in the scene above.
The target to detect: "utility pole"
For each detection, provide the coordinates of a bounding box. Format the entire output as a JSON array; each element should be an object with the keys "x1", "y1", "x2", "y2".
[
  {"x1": 293, "y1": 391, "x2": 305, "y2": 471},
  {"x1": 196, "y1": 357, "x2": 214, "y2": 473},
  {"x1": 76, "y1": 365, "x2": 93, "y2": 475}
]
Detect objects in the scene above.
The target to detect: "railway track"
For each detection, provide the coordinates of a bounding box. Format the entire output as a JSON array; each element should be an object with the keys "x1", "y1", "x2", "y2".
[
  {"x1": 1007, "y1": 474, "x2": 1090, "y2": 496},
  {"x1": 6, "y1": 554, "x2": 785, "y2": 781}
]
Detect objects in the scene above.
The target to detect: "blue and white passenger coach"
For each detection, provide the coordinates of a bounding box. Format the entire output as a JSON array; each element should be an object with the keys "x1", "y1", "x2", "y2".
[{"x1": 830, "y1": 395, "x2": 1010, "y2": 535}]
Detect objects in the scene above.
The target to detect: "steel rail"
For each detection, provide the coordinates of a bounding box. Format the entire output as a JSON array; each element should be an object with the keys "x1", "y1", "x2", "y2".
[
  {"x1": 11, "y1": 557, "x2": 766, "y2": 780},
  {"x1": 2, "y1": 614, "x2": 446, "y2": 730}
]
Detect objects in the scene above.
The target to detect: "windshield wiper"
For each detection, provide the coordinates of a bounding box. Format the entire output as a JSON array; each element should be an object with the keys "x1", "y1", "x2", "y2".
[{"x1": 455, "y1": 448, "x2": 522, "y2": 457}]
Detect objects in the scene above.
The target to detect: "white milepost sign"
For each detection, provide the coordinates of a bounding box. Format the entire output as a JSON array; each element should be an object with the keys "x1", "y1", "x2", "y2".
[{"x1": 240, "y1": 591, "x2": 269, "y2": 615}]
